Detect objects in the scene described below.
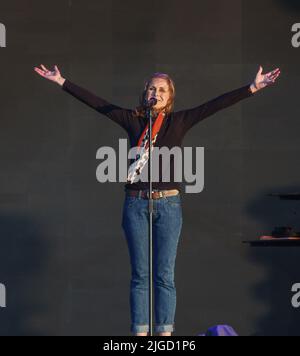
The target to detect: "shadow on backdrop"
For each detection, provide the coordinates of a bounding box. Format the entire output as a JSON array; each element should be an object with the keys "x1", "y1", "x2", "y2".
[
  {"x1": 0, "y1": 214, "x2": 47, "y2": 335},
  {"x1": 245, "y1": 185, "x2": 300, "y2": 336}
]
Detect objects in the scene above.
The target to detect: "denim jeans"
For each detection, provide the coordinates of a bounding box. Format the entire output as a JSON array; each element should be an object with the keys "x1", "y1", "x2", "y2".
[{"x1": 121, "y1": 190, "x2": 183, "y2": 334}]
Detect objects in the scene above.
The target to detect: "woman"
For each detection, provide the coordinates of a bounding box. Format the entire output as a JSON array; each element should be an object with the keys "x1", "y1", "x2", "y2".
[{"x1": 34, "y1": 64, "x2": 280, "y2": 336}]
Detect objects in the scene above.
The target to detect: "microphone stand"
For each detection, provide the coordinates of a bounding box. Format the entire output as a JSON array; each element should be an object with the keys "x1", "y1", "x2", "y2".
[{"x1": 147, "y1": 106, "x2": 154, "y2": 337}]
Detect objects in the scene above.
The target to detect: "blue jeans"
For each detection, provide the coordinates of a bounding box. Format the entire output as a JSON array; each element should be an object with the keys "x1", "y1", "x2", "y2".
[{"x1": 121, "y1": 190, "x2": 183, "y2": 334}]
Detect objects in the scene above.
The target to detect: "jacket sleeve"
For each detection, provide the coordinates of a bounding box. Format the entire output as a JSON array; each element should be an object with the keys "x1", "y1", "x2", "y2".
[
  {"x1": 175, "y1": 85, "x2": 254, "y2": 135},
  {"x1": 62, "y1": 79, "x2": 133, "y2": 132}
]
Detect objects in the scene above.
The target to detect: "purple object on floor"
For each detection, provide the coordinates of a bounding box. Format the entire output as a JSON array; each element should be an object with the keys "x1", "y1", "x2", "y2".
[{"x1": 198, "y1": 325, "x2": 238, "y2": 336}]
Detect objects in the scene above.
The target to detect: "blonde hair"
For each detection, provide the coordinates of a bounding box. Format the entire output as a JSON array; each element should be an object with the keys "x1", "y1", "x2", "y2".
[{"x1": 134, "y1": 73, "x2": 175, "y2": 118}]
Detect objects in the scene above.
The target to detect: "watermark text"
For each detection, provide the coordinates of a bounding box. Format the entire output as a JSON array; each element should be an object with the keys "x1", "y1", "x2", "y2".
[
  {"x1": 291, "y1": 23, "x2": 300, "y2": 48},
  {"x1": 0, "y1": 23, "x2": 6, "y2": 47},
  {"x1": 291, "y1": 283, "x2": 300, "y2": 308},
  {"x1": 96, "y1": 139, "x2": 204, "y2": 194},
  {"x1": 0, "y1": 283, "x2": 6, "y2": 308}
]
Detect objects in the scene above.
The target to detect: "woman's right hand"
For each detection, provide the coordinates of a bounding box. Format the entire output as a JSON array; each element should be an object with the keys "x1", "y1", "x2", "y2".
[{"x1": 34, "y1": 64, "x2": 65, "y2": 86}]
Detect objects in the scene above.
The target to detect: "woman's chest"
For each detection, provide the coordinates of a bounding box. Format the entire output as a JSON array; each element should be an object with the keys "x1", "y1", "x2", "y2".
[{"x1": 128, "y1": 116, "x2": 183, "y2": 148}]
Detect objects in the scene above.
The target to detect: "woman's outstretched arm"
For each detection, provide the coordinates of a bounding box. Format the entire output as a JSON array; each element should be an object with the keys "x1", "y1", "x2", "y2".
[
  {"x1": 175, "y1": 66, "x2": 281, "y2": 135},
  {"x1": 34, "y1": 64, "x2": 133, "y2": 132}
]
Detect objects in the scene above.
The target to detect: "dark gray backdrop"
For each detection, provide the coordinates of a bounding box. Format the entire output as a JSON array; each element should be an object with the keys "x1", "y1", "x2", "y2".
[{"x1": 1, "y1": 0, "x2": 300, "y2": 335}]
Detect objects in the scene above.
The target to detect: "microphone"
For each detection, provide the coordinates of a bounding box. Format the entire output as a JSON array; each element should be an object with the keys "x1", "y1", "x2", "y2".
[{"x1": 146, "y1": 97, "x2": 157, "y2": 108}]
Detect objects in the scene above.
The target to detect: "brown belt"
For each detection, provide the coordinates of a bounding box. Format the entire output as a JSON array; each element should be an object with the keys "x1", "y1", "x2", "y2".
[{"x1": 126, "y1": 189, "x2": 179, "y2": 200}]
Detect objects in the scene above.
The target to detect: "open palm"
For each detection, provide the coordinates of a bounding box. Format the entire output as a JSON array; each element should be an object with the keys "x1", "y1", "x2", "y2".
[
  {"x1": 253, "y1": 66, "x2": 281, "y2": 90},
  {"x1": 34, "y1": 64, "x2": 62, "y2": 84}
]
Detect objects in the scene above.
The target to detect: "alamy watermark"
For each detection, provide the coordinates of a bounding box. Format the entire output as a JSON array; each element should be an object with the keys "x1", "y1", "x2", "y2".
[
  {"x1": 96, "y1": 139, "x2": 204, "y2": 194},
  {"x1": 0, "y1": 283, "x2": 6, "y2": 308},
  {"x1": 291, "y1": 23, "x2": 300, "y2": 48},
  {"x1": 291, "y1": 283, "x2": 300, "y2": 308},
  {"x1": 0, "y1": 23, "x2": 6, "y2": 47}
]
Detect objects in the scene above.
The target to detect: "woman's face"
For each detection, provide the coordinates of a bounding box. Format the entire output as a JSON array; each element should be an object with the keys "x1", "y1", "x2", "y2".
[{"x1": 146, "y1": 78, "x2": 170, "y2": 112}]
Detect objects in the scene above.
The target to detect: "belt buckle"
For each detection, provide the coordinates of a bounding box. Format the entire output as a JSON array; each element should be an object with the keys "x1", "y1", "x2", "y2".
[
  {"x1": 146, "y1": 190, "x2": 163, "y2": 199},
  {"x1": 153, "y1": 191, "x2": 163, "y2": 199}
]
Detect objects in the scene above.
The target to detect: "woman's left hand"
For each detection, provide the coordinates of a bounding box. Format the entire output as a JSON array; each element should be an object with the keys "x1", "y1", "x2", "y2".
[{"x1": 250, "y1": 66, "x2": 281, "y2": 93}]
